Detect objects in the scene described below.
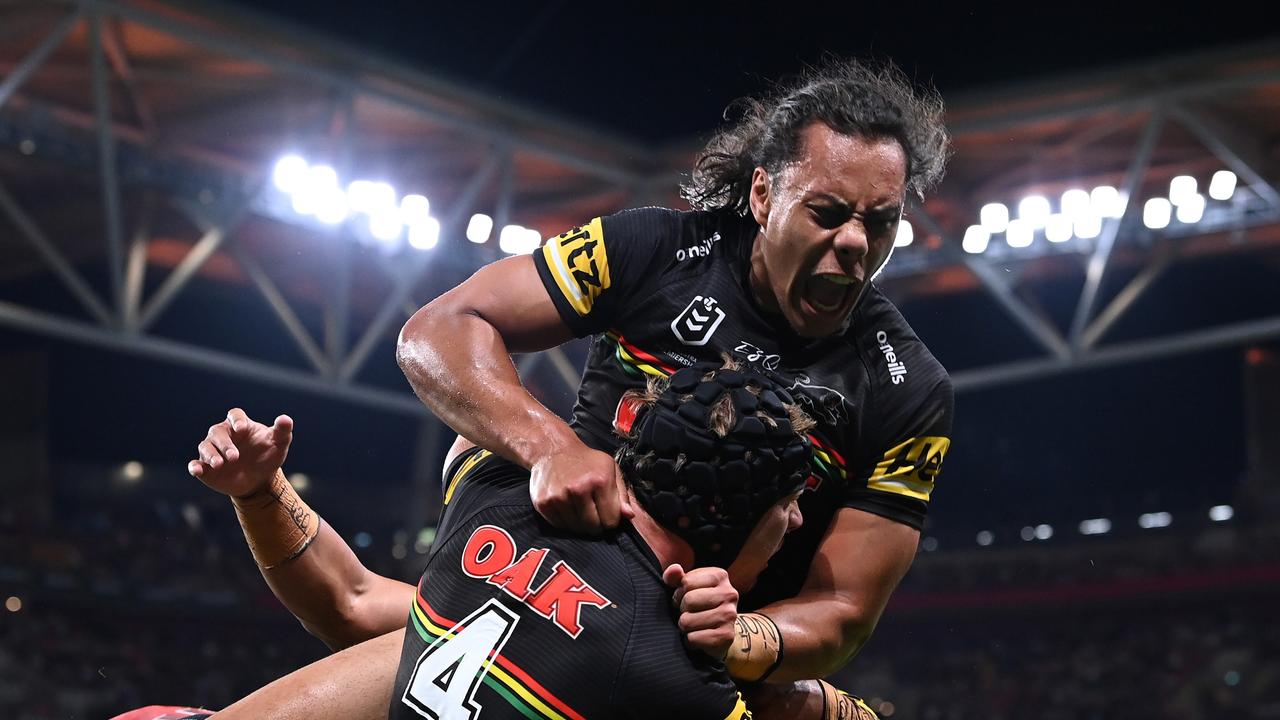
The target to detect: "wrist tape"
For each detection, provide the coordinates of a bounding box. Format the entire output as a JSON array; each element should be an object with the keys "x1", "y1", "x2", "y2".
[
  {"x1": 231, "y1": 469, "x2": 320, "y2": 569},
  {"x1": 818, "y1": 680, "x2": 879, "y2": 720},
  {"x1": 725, "y1": 612, "x2": 784, "y2": 682}
]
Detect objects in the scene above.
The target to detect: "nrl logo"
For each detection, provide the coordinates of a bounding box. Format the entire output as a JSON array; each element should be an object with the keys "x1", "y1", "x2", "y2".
[{"x1": 671, "y1": 295, "x2": 726, "y2": 346}]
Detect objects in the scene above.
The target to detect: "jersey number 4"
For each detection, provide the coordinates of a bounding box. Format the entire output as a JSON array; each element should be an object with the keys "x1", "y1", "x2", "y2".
[{"x1": 402, "y1": 599, "x2": 520, "y2": 720}]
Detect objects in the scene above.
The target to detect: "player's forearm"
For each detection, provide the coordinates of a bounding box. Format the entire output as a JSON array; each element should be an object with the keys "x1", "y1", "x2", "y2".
[
  {"x1": 736, "y1": 595, "x2": 875, "y2": 683},
  {"x1": 230, "y1": 471, "x2": 412, "y2": 649},
  {"x1": 396, "y1": 304, "x2": 578, "y2": 469},
  {"x1": 260, "y1": 521, "x2": 414, "y2": 650}
]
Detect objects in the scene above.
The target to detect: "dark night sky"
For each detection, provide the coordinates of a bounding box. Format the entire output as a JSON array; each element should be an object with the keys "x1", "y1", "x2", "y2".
[
  {"x1": 5, "y1": 1, "x2": 1276, "y2": 543},
  {"x1": 231, "y1": 0, "x2": 1279, "y2": 143}
]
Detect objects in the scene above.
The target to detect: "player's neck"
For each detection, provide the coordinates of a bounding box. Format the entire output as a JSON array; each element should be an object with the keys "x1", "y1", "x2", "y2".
[{"x1": 623, "y1": 487, "x2": 695, "y2": 570}]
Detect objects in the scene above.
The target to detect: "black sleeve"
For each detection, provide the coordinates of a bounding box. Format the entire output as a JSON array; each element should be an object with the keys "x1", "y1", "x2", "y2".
[
  {"x1": 846, "y1": 373, "x2": 953, "y2": 530},
  {"x1": 532, "y1": 207, "x2": 682, "y2": 337},
  {"x1": 844, "y1": 296, "x2": 955, "y2": 530}
]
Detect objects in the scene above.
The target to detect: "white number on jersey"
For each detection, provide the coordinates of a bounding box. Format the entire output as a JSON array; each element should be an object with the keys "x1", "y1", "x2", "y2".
[{"x1": 402, "y1": 599, "x2": 520, "y2": 720}]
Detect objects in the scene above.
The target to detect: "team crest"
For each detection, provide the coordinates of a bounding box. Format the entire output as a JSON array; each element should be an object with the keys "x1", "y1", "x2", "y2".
[{"x1": 671, "y1": 295, "x2": 726, "y2": 346}]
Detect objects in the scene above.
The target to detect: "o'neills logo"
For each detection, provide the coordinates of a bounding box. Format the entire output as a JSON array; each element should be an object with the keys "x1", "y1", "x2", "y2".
[{"x1": 875, "y1": 330, "x2": 907, "y2": 385}]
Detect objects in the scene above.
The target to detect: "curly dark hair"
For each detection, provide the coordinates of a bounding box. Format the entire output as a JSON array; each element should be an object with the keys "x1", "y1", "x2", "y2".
[{"x1": 680, "y1": 58, "x2": 950, "y2": 214}]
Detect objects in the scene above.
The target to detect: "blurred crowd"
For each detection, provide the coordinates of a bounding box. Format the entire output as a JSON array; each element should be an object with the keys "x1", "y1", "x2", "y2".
[{"x1": 2, "y1": 474, "x2": 1277, "y2": 719}]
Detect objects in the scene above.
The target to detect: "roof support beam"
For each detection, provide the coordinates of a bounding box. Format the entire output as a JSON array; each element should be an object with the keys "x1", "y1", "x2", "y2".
[
  {"x1": 1168, "y1": 103, "x2": 1280, "y2": 210},
  {"x1": 0, "y1": 298, "x2": 427, "y2": 415},
  {"x1": 910, "y1": 203, "x2": 1071, "y2": 359},
  {"x1": 228, "y1": 244, "x2": 332, "y2": 376},
  {"x1": 89, "y1": 5, "x2": 127, "y2": 323},
  {"x1": 1068, "y1": 110, "x2": 1164, "y2": 350},
  {"x1": 0, "y1": 180, "x2": 114, "y2": 327},
  {"x1": 135, "y1": 199, "x2": 253, "y2": 332},
  {"x1": 0, "y1": 7, "x2": 81, "y2": 111}
]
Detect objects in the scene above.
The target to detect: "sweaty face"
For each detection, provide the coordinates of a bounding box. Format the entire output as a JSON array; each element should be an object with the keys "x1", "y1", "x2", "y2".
[
  {"x1": 726, "y1": 491, "x2": 804, "y2": 594},
  {"x1": 748, "y1": 123, "x2": 909, "y2": 338}
]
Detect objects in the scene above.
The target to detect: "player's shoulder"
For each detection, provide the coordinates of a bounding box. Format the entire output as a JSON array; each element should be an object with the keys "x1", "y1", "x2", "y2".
[
  {"x1": 599, "y1": 206, "x2": 745, "y2": 258},
  {"x1": 613, "y1": 562, "x2": 745, "y2": 718},
  {"x1": 848, "y1": 284, "x2": 949, "y2": 392}
]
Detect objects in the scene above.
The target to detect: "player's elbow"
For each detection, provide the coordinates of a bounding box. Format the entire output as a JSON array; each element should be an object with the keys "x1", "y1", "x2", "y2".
[{"x1": 829, "y1": 599, "x2": 880, "y2": 666}]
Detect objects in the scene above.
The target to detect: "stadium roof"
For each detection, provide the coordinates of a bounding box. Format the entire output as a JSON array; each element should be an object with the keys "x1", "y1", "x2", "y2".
[{"x1": 1, "y1": 0, "x2": 1279, "y2": 414}]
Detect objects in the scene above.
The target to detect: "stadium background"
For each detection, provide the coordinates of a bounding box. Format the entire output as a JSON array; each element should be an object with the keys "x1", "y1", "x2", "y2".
[{"x1": 1, "y1": 1, "x2": 1279, "y2": 717}]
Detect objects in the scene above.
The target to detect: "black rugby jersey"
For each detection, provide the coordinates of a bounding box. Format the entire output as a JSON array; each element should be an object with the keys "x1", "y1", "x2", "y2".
[
  {"x1": 389, "y1": 448, "x2": 750, "y2": 720},
  {"x1": 532, "y1": 207, "x2": 953, "y2": 606}
]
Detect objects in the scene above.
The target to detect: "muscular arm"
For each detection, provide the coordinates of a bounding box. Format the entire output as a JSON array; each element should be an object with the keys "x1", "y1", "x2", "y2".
[
  {"x1": 396, "y1": 255, "x2": 576, "y2": 469},
  {"x1": 396, "y1": 255, "x2": 627, "y2": 532},
  {"x1": 753, "y1": 508, "x2": 919, "y2": 682},
  {"x1": 260, "y1": 521, "x2": 414, "y2": 651}
]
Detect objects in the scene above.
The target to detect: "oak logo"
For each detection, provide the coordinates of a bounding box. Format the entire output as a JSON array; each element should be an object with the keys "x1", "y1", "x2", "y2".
[
  {"x1": 542, "y1": 217, "x2": 611, "y2": 317},
  {"x1": 671, "y1": 295, "x2": 726, "y2": 346},
  {"x1": 460, "y1": 525, "x2": 610, "y2": 638}
]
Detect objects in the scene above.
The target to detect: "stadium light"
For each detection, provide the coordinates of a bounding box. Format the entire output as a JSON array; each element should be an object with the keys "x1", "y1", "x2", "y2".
[
  {"x1": 1209, "y1": 170, "x2": 1237, "y2": 201},
  {"x1": 976, "y1": 530, "x2": 994, "y2": 546},
  {"x1": 1138, "y1": 511, "x2": 1172, "y2": 529},
  {"x1": 499, "y1": 225, "x2": 542, "y2": 255},
  {"x1": 467, "y1": 213, "x2": 494, "y2": 243},
  {"x1": 408, "y1": 216, "x2": 441, "y2": 250},
  {"x1": 1143, "y1": 198, "x2": 1172, "y2": 229},
  {"x1": 272, "y1": 155, "x2": 309, "y2": 193},
  {"x1": 980, "y1": 203, "x2": 1009, "y2": 233},
  {"x1": 962, "y1": 225, "x2": 990, "y2": 254},
  {"x1": 1017, "y1": 195, "x2": 1051, "y2": 229},
  {"x1": 315, "y1": 187, "x2": 349, "y2": 225},
  {"x1": 291, "y1": 164, "x2": 338, "y2": 217},
  {"x1": 369, "y1": 208, "x2": 404, "y2": 244},
  {"x1": 1090, "y1": 185, "x2": 1126, "y2": 218},
  {"x1": 122, "y1": 461, "x2": 143, "y2": 482},
  {"x1": 1045, "y1": 214, "x2": 1073, "y2": 243},
  {"x1": 1176, "y1": 193, "x2": 1206, "y2": 224},
  {"x1": 1209, "y1": 504, "x2": 1234, "y2": 522},
  {"x1": 1060, "y1": 188, "x2": 1091, "y2": 220},
  {"x1": 894, "y1": 220, "x2": 913, "y2": 248},
  {"x1": 920, "y1": 537, "x2": 938, "y2": 552},
  {"x1": 1079, "y1": 518, "x2": 1112, "y2": 535},
  {"x1": 400, "y1": 194, "x2": 430, "y2": 222},
  {"x1": 1006, "y1": 218, "x2": 1033, "y2": 248},
  {"x1": 354, "y1": 531, "x2": 373, "y2": 549},
  {"x1": 1019, "y1": 526, "x2": 1035, "y2": 541},
  {"x1": 1034, "y1": 523, "x2": 1053, "y2": 540},
  {"x1": 288, "y1": 473, "x2": 310, "y2": 492},
  {"x1": 1074, "y1": 212, "x2": 1103, "y2": 240},
  {"x1": 1169, "y1": 175, "x2": 1198, "y2": 206},
  {"x1": 4, "y1": 596, "x2": 20, "y2": 613}
]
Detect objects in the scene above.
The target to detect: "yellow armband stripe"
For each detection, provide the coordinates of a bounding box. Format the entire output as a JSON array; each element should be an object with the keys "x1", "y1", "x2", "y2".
[
  {"x1": 541, "y1": 217, "x2": 610, "y2": 316},
  {"x1": 867, "y1": 435, "x2": 950, "y2": 501}
]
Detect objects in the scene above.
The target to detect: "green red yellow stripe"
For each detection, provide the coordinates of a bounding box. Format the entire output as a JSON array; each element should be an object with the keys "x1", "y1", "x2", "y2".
[
  {"x1": 606, "y1": 332, "x2": 677, "y2": 378},
  {"x1": 410, "y1": 593, "x2": 586, "y2": 720}
]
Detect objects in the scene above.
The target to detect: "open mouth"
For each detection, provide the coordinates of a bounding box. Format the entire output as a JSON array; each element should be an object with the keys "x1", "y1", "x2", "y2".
[{"x1": 803, "y1": 273, "x2": 856, "y2": 313}]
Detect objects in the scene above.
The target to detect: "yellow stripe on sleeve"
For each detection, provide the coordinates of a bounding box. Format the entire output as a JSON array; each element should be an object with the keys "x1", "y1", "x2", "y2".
[
  {"x1": 540, "y1": 218, "x2": 609, "y2": 317},
  {"x1": 867, "y1": 436, "x2": 950, "y2": 502},
  {"x1": 443, "y1": 449, "x2": 493, "y2": 505}
]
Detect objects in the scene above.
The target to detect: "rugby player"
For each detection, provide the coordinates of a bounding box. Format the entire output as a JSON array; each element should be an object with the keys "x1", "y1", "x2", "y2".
[
  {"x1": 115, "y1": 362, "x2": 875, "y2": 719},
  {"x1": 395, "y1": 58, "x2": 953, "y2": 683}
]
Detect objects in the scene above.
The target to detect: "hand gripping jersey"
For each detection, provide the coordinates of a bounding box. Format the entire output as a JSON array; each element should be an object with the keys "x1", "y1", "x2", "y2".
[
  {"x1": 389, "y1": 449, "x2": 751, "y2": 720},
  {"x1": 532, "y1": 207, "x2": 954, "y2": 607}
]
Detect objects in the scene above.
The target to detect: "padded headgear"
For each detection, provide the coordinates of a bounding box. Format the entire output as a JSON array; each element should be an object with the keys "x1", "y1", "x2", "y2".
[{"x1": 615, "y1": 361, "x2": 813, "y2": 567}]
